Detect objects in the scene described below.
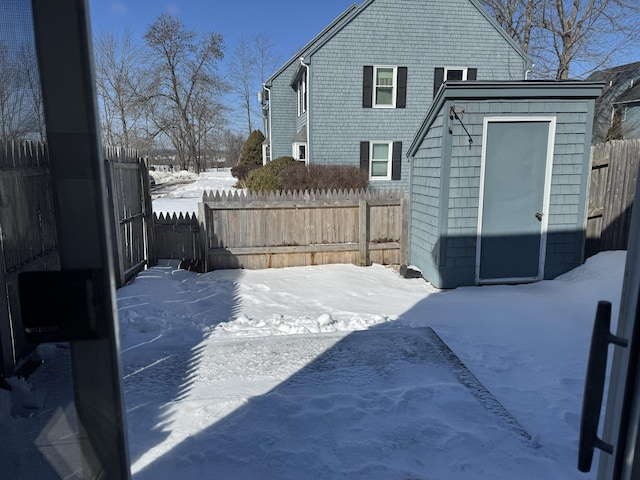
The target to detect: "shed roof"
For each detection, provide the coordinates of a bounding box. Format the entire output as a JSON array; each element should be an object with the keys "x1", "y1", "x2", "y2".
[{"x1": 407, "y1": 81, "x2": 605, "y2": 157}]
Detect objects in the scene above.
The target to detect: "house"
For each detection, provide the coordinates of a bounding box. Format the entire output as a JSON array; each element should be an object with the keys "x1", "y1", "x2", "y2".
[
  {"x1": 406, "y1": 80, "x2": 604, "y2": 288},
  {"x1": 261, "y1": 0, "x2": 531, "y2": 191},
  {"x1": 587, "y1": 61, "x2": 640, "y2": 143}
]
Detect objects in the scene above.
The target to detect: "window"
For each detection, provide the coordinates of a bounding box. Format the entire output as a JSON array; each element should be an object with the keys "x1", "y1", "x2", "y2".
[
  {"x1": 371, "y1": 142, "x2": 391, "y2": 177},
  {"x1": 360, "y1": 141, "x2": 402, "y2": 180},
  {"x1": 622, "y1": 105, "x2": 628, "y2": 122},
  {"x1": 433, "y1": 67, "x2": 477, "y2": 97},
  {"x1": 297, "y1": 71, "x2": 307, "y2": 117},
  {"x1": 262, "y1": 143, "x2": 271, "y2": 164},
  {"x1": 363, "y1": 66, "x2": 407, "y2": 108},
  {"x1": 293, "y1": 142, "x2": 307, "y2": 161},
  {"x1": 374, "y1": 66, "x2": 396, "y2": 107}
]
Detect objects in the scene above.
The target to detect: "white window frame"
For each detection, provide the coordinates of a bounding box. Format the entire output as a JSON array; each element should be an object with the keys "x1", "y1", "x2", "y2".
[
  {"x1": 297, "y1": 71, "x2": 307, "y2": 117},
  {"x1": 444, "y1": 67, "x2": 468, "y2": 82},
  {"x1": 369, "y1": 141, "x2": 392, "y2": 180},
  {"x1": 373, "y1": 66, "x2": 397, "y2": 108},
  {"x1": 262, "y1": 143, "x2": 271, "y2": 165},
  {"x1": 292, "y1": 142, "x2": 307, "y2": 161},
  {"x1": 622, "y1": 104, "x2": 628, "y2": 122}
]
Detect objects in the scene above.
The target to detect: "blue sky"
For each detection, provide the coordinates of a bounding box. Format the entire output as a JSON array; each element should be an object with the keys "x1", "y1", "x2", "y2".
[
  {"x1": 87, "y1": 1, "x2": 357, "y2": 68},
  {"x1": 86, "y1": 1, "x2": 358, "y2": 132}
]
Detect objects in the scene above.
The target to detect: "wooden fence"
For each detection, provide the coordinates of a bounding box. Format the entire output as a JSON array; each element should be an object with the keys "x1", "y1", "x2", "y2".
[
  {"x1": 0, "y1": 141, "x2": 153, "y2": 378},
  {"x1": 586, "y1": 139, "x2": 640, "y2": 257},
  {"x1": 104, "y1": 147, "x2": 154, "y2": 286},
  {"x1": 153, "y1": 212, "x2": 199, "y2": 262},
  {"x1": 0, "y1": 141, "x2": 59, "y2": 377},
  {"x1": 196, "y1": 189, "x2": 408, "y2": 270}
]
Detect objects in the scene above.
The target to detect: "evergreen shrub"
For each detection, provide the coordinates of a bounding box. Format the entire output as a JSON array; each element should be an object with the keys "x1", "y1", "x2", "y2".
[{"x1": 246, "y1": 156, "x2": 298, "y2": 192}]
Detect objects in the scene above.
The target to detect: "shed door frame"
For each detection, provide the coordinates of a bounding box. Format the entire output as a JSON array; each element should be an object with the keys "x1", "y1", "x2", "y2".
[{"x1": 476, "y1": 116, "x2": 556, "y2": 284}]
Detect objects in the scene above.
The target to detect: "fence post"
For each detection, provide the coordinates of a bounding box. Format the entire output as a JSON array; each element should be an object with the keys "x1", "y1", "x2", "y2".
[
  {"x1": 140, "y1": 160, "x2": 156, "y2": 268},
  {"x1": 359, "y1": 199, "x2": 369, "y2": 266},
  {"x1": 104, "y1": 158, "x2": 126, "y2": 287},
  {"x1": 0, "y1": 247, "x2": 13, "y2": 377},
  {"x1": 400, "y1": 194, "x2": 410, "y2": 265},
  {"x1": 198, "y1": 200, "x2": 209, "y2": 272}
]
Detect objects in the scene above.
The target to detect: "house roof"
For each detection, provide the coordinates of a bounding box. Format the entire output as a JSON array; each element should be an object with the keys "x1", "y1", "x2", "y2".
[
  {"x1": 586, "y1": 61, "x2": 640, "y2": 124},
  {"x1": 586, "y1": 61, "x2": 640, "y2": 83},
  {"x1": 614, "y1": 82, "x2": 640, "y2": 104},
  {"x1": 265, "y1": 0, "x2": 531, "y2": 87},
  {"x1": 407, "y1": 80, "x2": 605, "y2": 157}
]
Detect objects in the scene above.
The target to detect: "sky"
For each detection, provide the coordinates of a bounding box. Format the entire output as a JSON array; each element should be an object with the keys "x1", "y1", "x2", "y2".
[
  {"x1": 87, "y1": 0, "x2": 356, "y2": 69},
  {"x1": 2, "y1": 169, "x2": 626, "y2": 479},
  {"x1": 86, "y1": 0, "x2": 357, "y2": 132}
]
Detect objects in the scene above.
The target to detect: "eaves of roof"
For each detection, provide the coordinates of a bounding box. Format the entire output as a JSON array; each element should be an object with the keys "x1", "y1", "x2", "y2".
[
  {"x1": 407, "y1": 80, "x2": 605, "y2": 157},
  {"x1": 614, "y1": 83, "x2": 640, "y2": 104}
]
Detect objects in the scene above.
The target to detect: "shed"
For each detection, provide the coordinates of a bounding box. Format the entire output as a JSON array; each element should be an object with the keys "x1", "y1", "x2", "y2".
[{"x1": 407, "y1": 81, "x2": 604, "y2": 288}]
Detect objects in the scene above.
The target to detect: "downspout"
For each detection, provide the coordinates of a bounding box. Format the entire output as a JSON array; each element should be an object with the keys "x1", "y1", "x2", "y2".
[
  {"x1": 300, "y1": 57, "x2": 310, "y2": 166},
  {"x1": 263, "y1": 83, "x2": 272, "y2": 164},
  {"x1": 525, "y1": 63, "x2": 535, "y2": 80}
]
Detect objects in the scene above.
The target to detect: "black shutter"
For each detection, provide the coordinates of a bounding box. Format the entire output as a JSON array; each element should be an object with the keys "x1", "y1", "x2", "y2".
[
  {"x1": 467, "y1": 68, "x2": 477, "y2": 80},
  {"x1": 363, "y1": 66, "x2": 373, "y2": 108},
  {"x1": 360, "y1": 141, "x2": 370, "y2": 173},
  {"x1": 391, "y1": 141, "x2": 402, "y2": 180},
  {"x1": 396, "y1": 67, "x2": 407, "y2": 108},
  {"x1": 433, "y1": 67, "x2": 444, "y2": 97}
]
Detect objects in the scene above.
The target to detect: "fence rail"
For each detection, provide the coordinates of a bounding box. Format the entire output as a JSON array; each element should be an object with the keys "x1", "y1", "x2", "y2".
[{"x1": 586, "y1": 139, "x2": 640, "y2": 256}]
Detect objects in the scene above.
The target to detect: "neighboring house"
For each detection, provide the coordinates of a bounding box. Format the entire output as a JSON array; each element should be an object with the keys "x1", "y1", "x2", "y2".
[
  {"x1": 587, "y1": 61, "x2": 640, "y2": 143},
  {"x1": 406, "y1": 80, "x2": 603, "y2": 288},
  {"x1": 261, "y1": 0, "x2": 531, "y2": 191}
]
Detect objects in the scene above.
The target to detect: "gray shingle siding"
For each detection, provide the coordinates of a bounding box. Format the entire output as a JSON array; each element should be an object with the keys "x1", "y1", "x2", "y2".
[
  {"x1": 408, "y1": 82, "x2": 603, "y2": 287},
  {"x1": 266, "y1": 0, "x2": 528, "y2": 190}
]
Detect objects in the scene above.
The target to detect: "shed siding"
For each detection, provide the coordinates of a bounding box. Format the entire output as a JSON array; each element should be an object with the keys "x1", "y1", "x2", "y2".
[
  {"x1": 267, "y1": 0, "x2": 527, "y2": 190},
  {"x1": 408, "y1": 112, "x2": 444, "y2": 282},
  {"x1": 411, "y1": 94, "x2": 596, "y2": 287}
]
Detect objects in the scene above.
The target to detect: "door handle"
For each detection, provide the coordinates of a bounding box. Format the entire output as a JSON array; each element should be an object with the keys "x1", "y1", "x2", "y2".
[
  {"x1": 535, "y1": 212, "x2": 543, "y2": 221},
  {"x1": 578, "y1": 301, "x2": 628, "y2": 472}
]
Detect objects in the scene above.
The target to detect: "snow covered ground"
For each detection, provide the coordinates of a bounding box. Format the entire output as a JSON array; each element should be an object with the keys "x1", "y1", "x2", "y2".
[
  {"x1": 2, "y1": 168, "x2": 626, "y2": 479},
  {"x1": 150, "y1": 168, "x2": 239, "y2": 214}
]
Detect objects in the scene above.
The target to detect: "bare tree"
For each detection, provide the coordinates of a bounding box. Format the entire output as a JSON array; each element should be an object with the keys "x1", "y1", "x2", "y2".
[
  {"x1": 253, "y1": 32, "x2": 280, "y2": 86},
  {"x1": 143, "y1": 13, "x2": 226, "y2": 173},
  {"x1": 228, "y1": 33, "x2": 280, "y2": 136},
  {"x1": 480, "y1": 0, "x2": 640, "y2": 78},
  {"x1": 17, "y1": 44, "x2": 45, "y2": 140},
  {"x1": 228, "y1": 37, "x2": 256, "y2": 135},
  {"x1": 481, "y1": 0, "x2": 537, "y2": 55},
  {"x1": 94, "y1": 29, "x2": 152, "y2": 151},
  {"x1": 221, "y1": 129, "x2": 245, "y2": 166},
  {"x1": 0, "y1": 42, "x2": 40, "y2": 141}
]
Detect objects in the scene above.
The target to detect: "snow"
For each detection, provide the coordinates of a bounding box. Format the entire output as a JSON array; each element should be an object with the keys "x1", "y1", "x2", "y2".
[
  {"x1": 1, "y1": 168, "x2": 626, "y2": 479},
  {"x1": 150, "y1": 168, "x2": 238, "y2": 215}
]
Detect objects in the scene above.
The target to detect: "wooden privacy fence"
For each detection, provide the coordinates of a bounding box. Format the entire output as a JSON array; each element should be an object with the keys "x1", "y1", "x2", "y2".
[
  {"x1": 194, "y1": 189, "x2": 408, "y2": 271},
  {"x1": 0, "y1": 141, "x2": 59, "y2": 377},
  {"x1": 586, "y1": 139, "x2": 640, "y2": 257},
  {"x1": 152, "y1": 212, "x2": 199, "y2": 263},
  {"x1": 0, "y1": 141, "x2": 153, "y2": 378},
  {"x1": 104, "y1": 147, "x2": 154, "y2": 286}
]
